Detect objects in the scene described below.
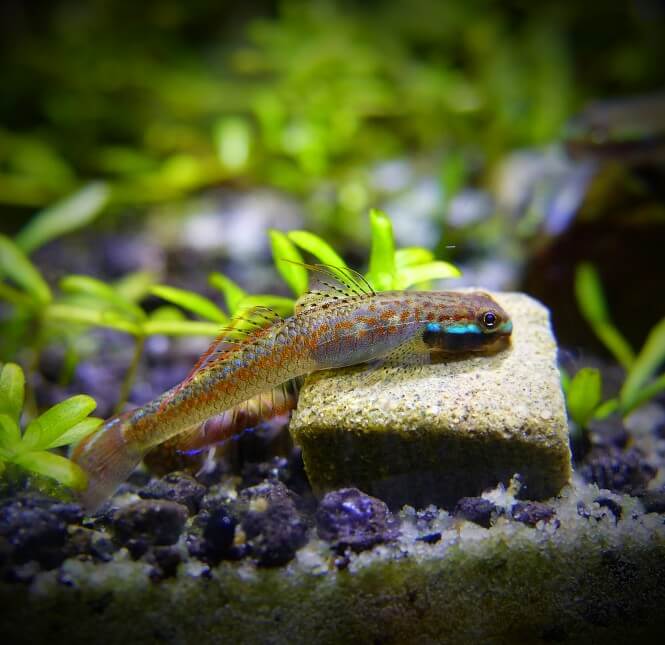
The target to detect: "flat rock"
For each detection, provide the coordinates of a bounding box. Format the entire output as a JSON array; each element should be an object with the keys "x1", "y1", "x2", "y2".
[{"x1": 290, "y1": 291, "x2": 571, "y2": 507}]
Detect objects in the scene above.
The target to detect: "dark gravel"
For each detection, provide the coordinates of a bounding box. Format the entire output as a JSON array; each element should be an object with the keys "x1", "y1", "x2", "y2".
[
  {"x1": 594, "y1": 497, "x2": 622, "y2": 522},
  {"x1": 239, "y1": 481, "x2": 309, "y2": 566},
  {"x1": 316, "y1": 488, "x2": 399, "y2": 553},
  {"x1": 139, "y1": 472, "x2": 206, "y2": 514},
  {"x1": 0, "y1": 495, "x2": 70, "y2": 570},
  {"x1": 579, "y1": 448, "x2": 656, "y2": 494},
  {"x1": 511, "y1": 502, "x2": 556, "y2": 527},
  {"x1": 200, "y1": 507, "x2": 238, "y2": 562},
  {"x1": 112, "y1": 500, "x2": 189, "y2": 558},
  {"x1": 454, "y1": 497, "x2": 498, "y2": 528}
]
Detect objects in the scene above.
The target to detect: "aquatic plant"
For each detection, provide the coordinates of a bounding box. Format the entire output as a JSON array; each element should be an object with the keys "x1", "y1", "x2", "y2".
[
  {"x1": 0, "y1": 363, "x2": 101, "y2": 489},
  {"x1": 563, "y1": 263, "x2": 665, "y2": 427}
]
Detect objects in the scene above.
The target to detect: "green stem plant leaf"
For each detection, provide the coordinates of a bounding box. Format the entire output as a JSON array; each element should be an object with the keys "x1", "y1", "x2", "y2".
[
  {"x1": 366, "y1": 208, "x2": 396, "y2": 291},
  {"x1": 61, "y1": 275, "x2": 146, "y2": 321},
  {"x1": 269, "y1": 229, "x2": 307, "y2": 296},
  {"x1": 287, "y1": 230, "x2": 347, "y2": 267},
  {"x1": 396, "y1": 261, "x2": 461, "y2": 289},
  {"x1": 236, "y1": 295, "x2": 296, "y2": 317},
  {"x1": 575, "y1": 263, "x2": 634, "y2": 369},
  {"x1": 0, "y1": 413, "x2": 21, "y2": 459},
  {"x1": 0, "y1": 362, "x2": 25, "y2": 422},
  {"x1": 566, "y1": 367, "x2": 602, "y2": 428},
  {"x1": 22, "y1": 394, "x2": 97, "y2": 451},
  {"x1": 394, "y1": 247, "x2": 435, "y2": 269},
  {"x1": 151, "y1": 285, "x2": 226, "y2": 323},
  {"x1": 142, "y1": 319, "x2": 221, "y2": 337},
  {"x1": 0, "y1": 234, "x2": 52, "y2": 305},
  {"x1": 620, "y1": 317, "x2": 665, "y2": 412},
  {"x1": 12, "y1": 450, "x2": 88, "y2": 490},
  {"x1": 45, "y1": 303, "x2": 142, "y2": 335},
  {"x1": 15, "y1": 182, "x2": 110, "y2": 254},
  {"x1": 44, "y1": 417, "x2": 103, "y2": 450},
  {"x1": 209, "y1": 272, "x2": 248, "y2": 316}
]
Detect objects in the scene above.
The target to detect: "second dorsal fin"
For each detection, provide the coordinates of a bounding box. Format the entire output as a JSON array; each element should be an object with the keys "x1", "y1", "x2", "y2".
[{"x1": 292, "y1": 262, "x2": 375, "y2": 314}]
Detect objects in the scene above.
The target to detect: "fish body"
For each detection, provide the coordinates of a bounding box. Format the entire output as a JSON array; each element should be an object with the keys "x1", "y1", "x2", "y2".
[{"x1": 74, "y1": 286, "x2": 512, "y2": 509}]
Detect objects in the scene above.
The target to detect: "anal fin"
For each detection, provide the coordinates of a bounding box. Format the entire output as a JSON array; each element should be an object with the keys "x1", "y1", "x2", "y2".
[{"x1": 144, "y1": 378, "x2": 302, "y2": 474}]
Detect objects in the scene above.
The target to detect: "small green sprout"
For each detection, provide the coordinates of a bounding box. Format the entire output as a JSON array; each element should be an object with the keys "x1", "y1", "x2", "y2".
[
  {"x1": 0, "y1": 362, "x2": 102, "y2": 489},
  {"x1": 562, "y1": 367, "x2": 603, "y2": 428},
  {"x1": 574, "y1": 263, "x2": 665, "y2": 417}
]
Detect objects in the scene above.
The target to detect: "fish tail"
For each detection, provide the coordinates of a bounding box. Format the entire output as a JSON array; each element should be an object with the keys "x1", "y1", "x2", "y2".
[{"x1": 72, "y1": 414, "x2": 146, "y2": 511}]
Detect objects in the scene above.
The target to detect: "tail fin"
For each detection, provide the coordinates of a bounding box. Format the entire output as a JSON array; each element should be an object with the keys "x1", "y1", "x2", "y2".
[{"x1": 72, "y1": 415, "x2": 145, "y2": 511}]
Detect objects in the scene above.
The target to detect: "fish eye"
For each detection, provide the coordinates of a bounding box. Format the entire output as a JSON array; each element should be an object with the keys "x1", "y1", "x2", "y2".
[{"x1": 481, "y1": 311, "x2": 497, "y2": 329}]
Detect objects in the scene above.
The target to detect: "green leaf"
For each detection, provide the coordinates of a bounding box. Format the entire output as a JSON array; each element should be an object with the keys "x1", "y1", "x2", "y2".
[
  {"x1": 396, "y1": 261, "x2": 461, "y2": 289},
  {"x1": 0, "y1": 234, "x2": 52, "y2": 305},
  {"x1": 22, "y1": 394, "x2": 97, "y2": 451},
  {"x1": 236, "y1": 295, "x2": 296, "y2": 317},
  {"x1": 45, "y1": 303, "x2": 142, "y2": 335},
  {"x1": 148, "y1": 306, "x2": 186, "y2": 322},
  {"x1": 142, "y1": 319, "x2": 221, "y2": 337},
  {"x1": 113, "y1": 271, "x2": 155, "y2": 303},
  {"x1": 0, "y1": 362, "x2": 25, "y2": 422},
  {"x1": 620, "y1": 373, "x2": 665, "y2": 417},
  {"x1": 594, "y1": 323, "x2": 635, "y2": 371},
  {"x1": 575, "y1": 263, "x2": 634, "y2": 369},
  {"x1": 575, "y1": 263, "x2": 608, "y2": 323},
  {"x1": 151, "y1": 285, "x2": 226, "y2": 323},
  {"x1": 60, "y1": 275, "x2": 145, "y2": 321},
  {"x1": 287, "y1": 230, "x2": 347, "y2": 268},
  {"x1": 15, "y1": 182, "x2": 110, "y2": 254},
  {"x1": 12, "y1": 450, "x2": 88, "y2": 490},
  {"x1": 620, "y1": 317, "x2": 665, "y2": 412},
  {"x1": 594, "y1": 398, "x2": 619, "y2": 420},
  {"x1": 366, "y1": 209, "x2": 396, "y2": 291},
  {"x1": 0, "y1": 414, "x2": 21, "y2": 459},
  {"x1": 209, "y1": 272, "x2": 247, "y2": 315},
  {"x1": 566, "y1": 367, "x2": 602, "y2": 428},
  {"x1": 44, "y1": 416, "x2": 103, "y2": 449},
  {"x1": 395, "y1": 247, "x2": 435, "y2": 269},
  {"x1": 269, "y1": 229, "x2": 307, "y2": 296}
]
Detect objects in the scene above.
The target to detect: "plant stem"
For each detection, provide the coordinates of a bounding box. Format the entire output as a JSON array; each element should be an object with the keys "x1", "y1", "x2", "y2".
[{"x1": 115, "y1": 334, "x2": 145, "y2": 414}]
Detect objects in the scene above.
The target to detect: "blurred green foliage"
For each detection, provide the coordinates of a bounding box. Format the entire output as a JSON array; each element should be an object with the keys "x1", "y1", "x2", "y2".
[{"x1": 1, "y1": 0, "x2": 663, "y2": 224}]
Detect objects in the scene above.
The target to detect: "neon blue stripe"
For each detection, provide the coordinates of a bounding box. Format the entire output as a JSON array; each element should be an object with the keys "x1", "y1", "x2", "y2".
[
  {"x1": 445, "y1": 323, "x2": 482, "y2": 334},
  {"x1": 500, "y1": 321, "x2": 513, "y2": 333}
]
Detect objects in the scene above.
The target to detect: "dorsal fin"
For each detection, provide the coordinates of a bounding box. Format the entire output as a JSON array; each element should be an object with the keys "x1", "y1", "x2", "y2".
[{"x1": 291, "y1": 262, "x2": 375, "y2": 314}]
